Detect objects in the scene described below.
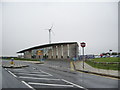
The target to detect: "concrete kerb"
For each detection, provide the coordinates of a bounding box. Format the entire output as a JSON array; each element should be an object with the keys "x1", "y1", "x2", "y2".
[
  {"x1": 76, "y1": 69, "x2": 120, "y2": 79},
  {"x1": 23, "y1": 61, "x2": 44, "y2": 64}
]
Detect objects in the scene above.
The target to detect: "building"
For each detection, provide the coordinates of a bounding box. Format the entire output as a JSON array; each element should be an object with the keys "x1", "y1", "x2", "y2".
[{"x1": 17, "y1": 42, "x2": 79, "y2": 60}]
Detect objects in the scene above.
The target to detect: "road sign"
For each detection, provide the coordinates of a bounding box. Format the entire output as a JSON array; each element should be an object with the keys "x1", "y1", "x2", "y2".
[
  {"x1": 80, "y1": 42, "x2": 86, "y2": 69},
  {"x1": 80, "y1": 42, "x2": 86, "y2": 47},
  {"x1": 37, "y1": 50, "x2": 43, "y2": 55}
]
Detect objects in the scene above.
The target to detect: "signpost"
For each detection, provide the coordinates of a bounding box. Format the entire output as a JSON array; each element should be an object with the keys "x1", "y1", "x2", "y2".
[{"x1": 80, "y1": 42, "x2": 86, "y2": 69}]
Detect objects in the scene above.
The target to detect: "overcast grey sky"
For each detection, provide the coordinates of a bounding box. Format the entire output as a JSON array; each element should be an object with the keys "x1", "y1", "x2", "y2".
[{"x1": 1, "y1": 0, "x2": 118, "y2": 56}]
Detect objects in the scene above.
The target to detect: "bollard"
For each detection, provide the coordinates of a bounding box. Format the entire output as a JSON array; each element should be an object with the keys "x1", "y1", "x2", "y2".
[{"x1": 10, "y1": 58, "x2": 14, "y2": 67}]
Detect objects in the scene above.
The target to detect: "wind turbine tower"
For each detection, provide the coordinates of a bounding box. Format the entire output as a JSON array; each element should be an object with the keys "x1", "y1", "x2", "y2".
[{"x1": 45, "y1": 25, "x2": 54, "y2": 44}]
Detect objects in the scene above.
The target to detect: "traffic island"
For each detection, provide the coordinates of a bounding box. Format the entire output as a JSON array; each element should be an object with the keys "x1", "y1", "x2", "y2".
[{"x1": 2, "y1": 64, "x2": 29, "y2": 68}]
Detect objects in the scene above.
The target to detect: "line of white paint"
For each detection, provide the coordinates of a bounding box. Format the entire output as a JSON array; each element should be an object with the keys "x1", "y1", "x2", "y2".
[
  {"x1": 39, "y1": 70, "x2": 53, "y2": 76},
  {"x1": 21, "y1": 81, "x2": 35, "y2": 90},
  {"x1": 15, "y1": 72, "x2": 44, "y2": 75},
  {"x1": 62, "y1": 79, "x2": 87, "y2": 89},
  {"x1": 17, "y1": 73, "x2": 51, "y2": 77},
  {"x1": 8, "y1": 70, "x2": 17, "y2": 78},
  {"x1": 30, "y1": 72, "x2": 44, "y2": 73},
  {"x1": 19, "y1": 76, "x2": 61, "y2": 81},
  {"x1": 4, "y1": 68, "x2": 7, "y2": 71},
  {"x1": 28, "y1": 82, "x2": 74, "y2": 87},
  {"x1": 32, "y1": 68, "x2": 53, "y2": 76}
]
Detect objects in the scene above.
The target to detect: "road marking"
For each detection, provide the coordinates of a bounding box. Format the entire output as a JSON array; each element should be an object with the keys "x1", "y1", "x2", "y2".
[
  {"x1": 21, "y1": 81, "x2": 35, "y2": 90},
  {"x1": 29, "y1": 72, "x2": 44, "y2": 73},
  {"x1": 8, "y1": 70, "x2": 17, "y2": 78},
  {"x1": 19, "y1": 76, "x2": 61, "y2": 81},
  {"x1": 62, "y1": 79, "x2": 87, "y2": 89},
  {"x1": 28, "y1": 82, "x2": 74, "y2": 87},
  {"x1": 32, "y1": 67, "x2": 53, "y2": 76},
  {"x1": 4, "y1": 68, "x2": 7, "y2": 71},
  {"x1": 15, "y1": 72, "x2": 45, "y2": 74},
  {"x1": 70, "y1": 61, "x2": 75, "y2": 71},
  {"x1": 17, "y1": 73, "x2": 52, "y2": 76},
  {"x1": 40, "y1": 71, "x2": 53, "y2": 76},
  {"x1": 39, "y1": 69, "x2": 53, "y2": 76}
]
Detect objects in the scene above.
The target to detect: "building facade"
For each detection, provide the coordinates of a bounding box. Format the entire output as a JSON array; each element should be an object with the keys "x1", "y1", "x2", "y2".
[{"x1": 17, "y1": 42, "x2": 79, "y2": 60}]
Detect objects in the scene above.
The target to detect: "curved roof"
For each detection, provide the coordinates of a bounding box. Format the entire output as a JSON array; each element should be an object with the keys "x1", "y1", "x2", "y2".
[{"x1": 17, "y1": 42, "x2": 78, "y2": 53}]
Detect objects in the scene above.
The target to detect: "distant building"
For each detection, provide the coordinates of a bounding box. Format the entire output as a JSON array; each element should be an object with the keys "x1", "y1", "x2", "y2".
[{"x1": 17, "y1": 42, "x2": 79, "y2": 60}]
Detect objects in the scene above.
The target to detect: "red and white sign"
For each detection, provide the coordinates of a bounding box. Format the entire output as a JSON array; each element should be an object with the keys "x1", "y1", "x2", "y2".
[{"x1": 80, "y1": 42, "x2": 86, "y2": 47}]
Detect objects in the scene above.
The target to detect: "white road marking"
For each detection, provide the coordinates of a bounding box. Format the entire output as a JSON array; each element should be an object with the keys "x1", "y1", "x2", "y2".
[
  {"x1": 8, "y1": 70, "x2": 17, "y2": 77},
  {"x1": 32, "y1": 68, "x2": 53, "y2": 76},
  {"x1": 21, "y1": 81, "x2": 35, "y2": 90},
  {"x1": 28, "y1": 82, "x2": 74, "y2": 87},
  {"x1": 39, "y1": 70, "x2": 53, "y2": 76},
  {"x1": 4, "y1": 68, "x2": 7, "y2": 70},
  {"x1": 19, "y1": 76, "x2": 61, "y2": 81},
  {"x1": 62, "y1": 79, "x2": 87, "y2": 89},
  {"x1": 29, "y1": 72, "x2": 43, "y2": 73},
  {"x1": 15, "y1": 72, "x2": 45, "y2": 75},
  {"x1": 17, "y1": 73, "x2": 52, "y2": 76}
]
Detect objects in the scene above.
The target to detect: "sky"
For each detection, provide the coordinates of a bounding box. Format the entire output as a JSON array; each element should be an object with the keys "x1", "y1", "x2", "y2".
[{"x1": 1, "y1": 0, "x2": 119, "y2": 56}]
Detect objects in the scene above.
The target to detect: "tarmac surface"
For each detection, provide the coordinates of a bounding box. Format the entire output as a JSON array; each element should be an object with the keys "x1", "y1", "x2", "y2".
[{"x1": 1, "y1": 59, "x2": 119, "y2": 89}]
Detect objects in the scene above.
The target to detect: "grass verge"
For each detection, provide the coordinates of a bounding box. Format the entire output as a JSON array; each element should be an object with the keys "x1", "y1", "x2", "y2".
[
  {"x1": 91, "y1": 57, "x2": 120, "y2": 62},
  {"x1": 86, "y1": 57, "x2": 120, "y2": 70}
]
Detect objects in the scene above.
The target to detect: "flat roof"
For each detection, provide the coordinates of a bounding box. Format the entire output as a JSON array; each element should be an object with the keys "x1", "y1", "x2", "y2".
[{"x1": 17, "y1": 42, "x2": 78, "y2": 53}]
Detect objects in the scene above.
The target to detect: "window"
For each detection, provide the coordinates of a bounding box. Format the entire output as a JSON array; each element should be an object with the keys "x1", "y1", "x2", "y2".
[{"x1": 56, "y1": 55, "x2": 58, "y2": 58}]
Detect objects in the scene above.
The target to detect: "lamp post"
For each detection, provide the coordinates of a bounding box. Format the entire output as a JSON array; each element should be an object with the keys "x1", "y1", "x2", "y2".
[{"x1": 80, "y1": 42, "x2": 86, "y2": 69}]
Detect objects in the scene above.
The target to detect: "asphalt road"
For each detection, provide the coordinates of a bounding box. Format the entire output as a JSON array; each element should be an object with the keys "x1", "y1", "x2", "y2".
[{"x1": 2, "y1": 60, "x2": 119, "y2": 89}]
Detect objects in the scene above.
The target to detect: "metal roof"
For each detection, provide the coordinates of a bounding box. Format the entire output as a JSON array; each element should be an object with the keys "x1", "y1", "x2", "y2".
[{"x1": 17, "y1": 42, "x2": 78, "y2": 53}]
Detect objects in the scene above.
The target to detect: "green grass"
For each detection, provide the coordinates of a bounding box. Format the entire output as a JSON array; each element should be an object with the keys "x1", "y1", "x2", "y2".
[
  {"x1": 91, "y1": 57, "x2": 120, "y2": 62},
  {"x1": 86, "y1": 57, "x2": 120, "y2": 70}
]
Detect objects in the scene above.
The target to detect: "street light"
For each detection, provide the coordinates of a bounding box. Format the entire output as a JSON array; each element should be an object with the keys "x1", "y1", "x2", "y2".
[{"x1": 80, "y1": 42, "x2": 86, "y2": 69}]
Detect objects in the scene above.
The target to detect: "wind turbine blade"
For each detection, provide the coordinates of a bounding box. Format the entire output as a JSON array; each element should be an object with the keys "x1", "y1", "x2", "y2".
[
  {"x1": 50, "y1": 24, "x2": 53, "y2": 29},
  {"x1": 51, "y1": 30, "x2": 55, "y2": 36}
]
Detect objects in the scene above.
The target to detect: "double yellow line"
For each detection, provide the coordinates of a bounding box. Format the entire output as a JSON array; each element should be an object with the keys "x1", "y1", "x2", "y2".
[{"x1": 70, "y1": 61, "x2": 75, "y2": 71}]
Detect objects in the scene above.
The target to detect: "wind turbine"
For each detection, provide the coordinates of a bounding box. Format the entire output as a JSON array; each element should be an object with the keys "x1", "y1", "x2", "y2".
[{"x1": 45, "y1": 24, "x2": 55, "y2": 44}]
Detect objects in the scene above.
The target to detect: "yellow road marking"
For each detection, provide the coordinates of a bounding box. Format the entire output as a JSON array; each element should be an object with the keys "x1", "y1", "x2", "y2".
[{"x1": 70, "y1": 61, "x2": 75, "y2": 71}]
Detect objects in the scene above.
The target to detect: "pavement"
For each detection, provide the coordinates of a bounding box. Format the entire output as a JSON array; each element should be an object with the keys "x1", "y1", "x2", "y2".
[{"x1": 73, "y1": 61, "x2": 120, "y2": 78}]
